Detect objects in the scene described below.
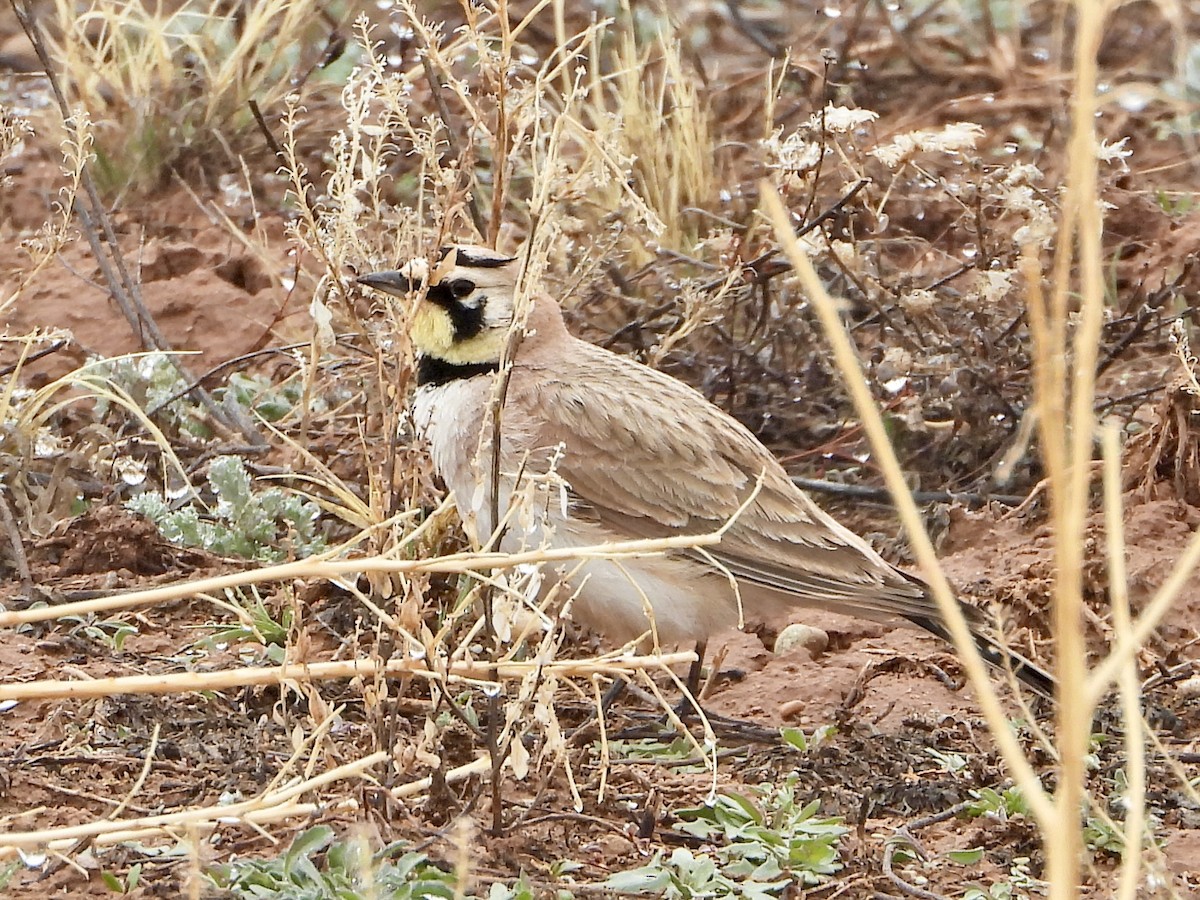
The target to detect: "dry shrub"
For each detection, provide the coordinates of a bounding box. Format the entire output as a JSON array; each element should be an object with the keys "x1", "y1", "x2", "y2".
[
  {"x1": 1124, "y1": 321, "x2": 1200, "y2": 505},
  {"x1": 40, "y1": 0, "x2": 354, "y2": 195}
]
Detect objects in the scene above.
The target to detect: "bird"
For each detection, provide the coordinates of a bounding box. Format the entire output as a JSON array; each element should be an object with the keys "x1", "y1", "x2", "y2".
[{"x1": 358, "y1": 245, "x2": 1054, "y2": 699}]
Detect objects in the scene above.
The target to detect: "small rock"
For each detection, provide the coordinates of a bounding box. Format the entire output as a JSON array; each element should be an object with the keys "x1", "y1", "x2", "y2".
[
  {"x1": 1178, "y1": 675, "x2": 1200, "y2": 700},
  {"x1": 774, "y1": 623, "x2": 829, "y2": 656},
  {"x1": 779, "y1": 699, "x2": 808, "y2": 720}
]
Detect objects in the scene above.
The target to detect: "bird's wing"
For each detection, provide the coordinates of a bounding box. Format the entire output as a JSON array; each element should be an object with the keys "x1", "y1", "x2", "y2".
[{"x1": 507, "y1": 341, "x2": 941, "y2": 621}]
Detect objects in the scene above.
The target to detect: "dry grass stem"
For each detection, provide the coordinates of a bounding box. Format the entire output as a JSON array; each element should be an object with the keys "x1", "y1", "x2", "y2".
[
  {"x1": 0, "y1": 529, "x2": 729, "y2": 628},
  {"x1": 0, "y1": 652, "x2": 696, "y2": 702},
  {"x1": 1102, "y1": 422, "x2": 1147, "y2": 900},
  {"x1": 763, "y1": 185, "x2": 1056, "y2": 828},
  {"x1": 0, "y1": 756, "x2": 490, "y2": 856}
]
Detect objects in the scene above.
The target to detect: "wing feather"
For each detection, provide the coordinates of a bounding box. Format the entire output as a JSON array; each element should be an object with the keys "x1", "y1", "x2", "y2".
[{"x1": 508, "y1": 339, "x2": 936, "y2": 620}]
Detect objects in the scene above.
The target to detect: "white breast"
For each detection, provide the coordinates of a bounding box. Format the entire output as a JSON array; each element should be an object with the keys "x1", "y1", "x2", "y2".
[{"x1": 414, "y1": 378, "x2": 491, "y2": 536}]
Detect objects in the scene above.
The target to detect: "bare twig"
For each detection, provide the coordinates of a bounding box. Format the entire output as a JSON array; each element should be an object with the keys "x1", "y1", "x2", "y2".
[
  {"x1": 790, "y1": 476, "x2": 1026, "y2": 508},
  {"x1": 0, "y1": 339, "x2": 67, "y2": 378},
  {"x1": 0, "y1": 489, "x2": 33, "y2": 597},
  {"x1": 0, "y1": 652, "x2": 697, "y2": 702}
]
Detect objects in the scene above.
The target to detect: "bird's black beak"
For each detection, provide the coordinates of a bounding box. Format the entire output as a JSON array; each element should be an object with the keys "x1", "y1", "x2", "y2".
[{"x1": 356, "y1": 270, "x2": 416, "y2": 297}]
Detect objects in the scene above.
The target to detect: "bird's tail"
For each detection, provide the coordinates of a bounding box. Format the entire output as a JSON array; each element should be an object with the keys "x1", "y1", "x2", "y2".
[{"x1": 905, "y1": 612, "x2": 1055, "y2": 699}]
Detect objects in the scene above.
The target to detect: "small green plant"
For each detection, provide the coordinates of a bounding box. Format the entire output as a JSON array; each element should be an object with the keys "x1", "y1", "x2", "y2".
[
  {"x1": 101, "y1": 863, "x2": 142, "y2": 894},
  {"x1": 605, "y1": 847, "x2": 786, "y2": 899},
  {"x1": 926, "y1": 746, "x2": 970, "y2": 774},
  {"x1": 965, "y1": 786, "x2": 1032, "y2": 821},
  {"x1": 208, "y1": 826, "x2": 461, "y2": 899},
  {"x1": 198, "y1": 586, "x2": 293, "y2": 658},
  {"x1": 91, "y1": 352, "x2": 206, "y2": 436},
  {"x1": 779, "y1": 724, "x2": 836, "y2": 753},
  {"x1": 602, "y1": 780, "x2": 845, "y2": 896},
  {"x1": 1153, "y1": 189, "x2": 1196, "y2": 216},
  {"x1": 61, "y1": 614, "x2": 138, "y2": 652},
  {"x1": 1082, "y1": 812, "x2": 1125, "y2": 857},
  {"x1": 223, "y1": 372, "x2": 309, "y2": 423},
  {"x1": 606, "y1": 736, "x2": 706, "y2": 766},
  {"x1": 435, "y1": 690, "x2": 481, "y2": 731},
  {"x1": 128, "y1": 455, "x2": 325, "y2": 561},
  {"x1": 946, "y1": 847, "x2": 986, "y2": 865},
  {"x1": 962, "y1": 856, "x2": 1045, "y2": 900},
  {"x1": 0, "y1": 858, "x2": 21, "y2": 889}
]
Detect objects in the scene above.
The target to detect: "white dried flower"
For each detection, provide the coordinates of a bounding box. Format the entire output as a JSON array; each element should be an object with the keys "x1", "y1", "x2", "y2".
[
  {"x1": 33, "y1": 429, "x2": 62, "y2": 459},
  {"x1": 1013, "y1": 220, "x2": 1055, "y2": 249},
  {"x1": 810, "y1": 104, "x2": 878, "y2": 134},
  {"x1": 975, "y1": 269, "x2": 1014, "y2": 304},
  {"x1": 827, "y1": 239, "x2": 859, "y2": 271},
  {"x1": 1097, "y1": 136, "x2": 1132, "y2": 169},
  {"x1": 877, "y1": 346, "x2": 912, "y2": 382},
  {"x1": 763, "y1": 127, "x2": 821, "y2": 172},
  {"x1": 1004, "y1": 163, "x2": 1043, "y2": 186},
  {"x1": 871, "y1": 122, "x2": 985, "y2": 168}
]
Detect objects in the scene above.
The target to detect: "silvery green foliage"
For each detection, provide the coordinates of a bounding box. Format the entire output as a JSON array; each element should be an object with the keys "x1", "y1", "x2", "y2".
[
  {"x1": 208, "y1": 826, "x2": 461, "y2": 899},
  {"x1": 606, "y1": 776, "x2": 846, "y2": 897},
  {"x1": 128, "y1": 455, "x2": 324, "y2": 561}
]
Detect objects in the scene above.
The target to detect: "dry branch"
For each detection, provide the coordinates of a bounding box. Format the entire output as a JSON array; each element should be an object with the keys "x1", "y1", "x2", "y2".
[
  {"x1": 0, "y1": 530, "x2": 726, "y2": 629},
  {"x1": 0, "y1": 756, "x2": 490, "y2": 856},
  {"x1": 0, "y1": 652, "x2": 696, "y2": 702}
]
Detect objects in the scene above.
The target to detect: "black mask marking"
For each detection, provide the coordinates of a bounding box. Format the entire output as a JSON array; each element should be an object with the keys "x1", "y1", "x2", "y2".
[
  {"x1": 426, "y1": 279, "x2": 486, "y2": 342},
  {"x1": 454, "y1": 248, "x2": 516, "y2": 268}
]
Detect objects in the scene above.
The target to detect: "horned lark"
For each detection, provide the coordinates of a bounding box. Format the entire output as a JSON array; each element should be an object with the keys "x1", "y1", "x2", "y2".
[{"x1": 359, "y1": 246, "x2": 1053, "y2": 697}]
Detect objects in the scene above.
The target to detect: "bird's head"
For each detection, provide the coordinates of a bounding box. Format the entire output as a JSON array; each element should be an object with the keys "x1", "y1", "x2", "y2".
[{"x1": 358, "y1": 245, "x2": 519, "y2": 366}]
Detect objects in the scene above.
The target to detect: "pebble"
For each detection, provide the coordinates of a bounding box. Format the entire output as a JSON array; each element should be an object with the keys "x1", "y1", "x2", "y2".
[
  {"x1": 1178, "y1": 675, "x2": 1200, "y2": 699},
  {"x1": 774, "y1": 623, "x2": 829, "y2": 656}
]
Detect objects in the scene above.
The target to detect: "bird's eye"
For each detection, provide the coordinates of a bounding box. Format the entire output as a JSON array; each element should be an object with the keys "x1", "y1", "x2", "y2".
[{"x1": 449, "y1": 279, "x2": 476, "y2": 299}]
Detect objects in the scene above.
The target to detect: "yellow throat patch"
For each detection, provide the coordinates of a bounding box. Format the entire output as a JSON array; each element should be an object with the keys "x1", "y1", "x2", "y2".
[{"x1": 410, "y1": 301, "x2": 508, "y2": 366}]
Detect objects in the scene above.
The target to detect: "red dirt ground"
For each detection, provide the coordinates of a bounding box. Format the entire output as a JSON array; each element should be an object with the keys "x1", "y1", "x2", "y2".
[{"x1": 2, "y1": 2, "x2": 1200, "y2": 898}]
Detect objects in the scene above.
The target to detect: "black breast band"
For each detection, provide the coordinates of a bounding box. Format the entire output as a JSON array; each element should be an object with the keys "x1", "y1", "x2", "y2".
[{"x1": 416, "y1": 355, "x2": 499, "y2": 387}]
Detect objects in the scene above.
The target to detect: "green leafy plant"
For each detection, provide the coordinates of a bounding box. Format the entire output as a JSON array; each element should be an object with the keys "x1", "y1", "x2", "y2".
[
  {"x1": 61, "y1": 614, "x2": 138, "y2": 652},
  {"x1": 208, "y1": 826, "x2": 461, "y2": 899},
  {"x1": 779, "y1": 725, "x2": 836, "y2": 754},
  {"x1": 223, "y1": 372, "x2": 309, "y2": 423},
  {"x1": 946, "y1": 847, "x2": 986, "y2": 865},
  {"x1": 672, "y1": 778, "x2": 846, "y2": 890},
  {"x1": 128, "y1": 455, "x2": 325, "y2": 561},
  {"x1": 962, "y1": 856, "x2": 1045, "y2": 900},
  {"x1": 965, "y1": 786, "x2": 1032, "y2": 821},
  {"x1": 926, "y1": 746, "x2": 970, "y2": 774},
  {"x1": 606, "y1": 736, "x2": 707, "y2": 766},
  {"x1": 91, "y1": 352, "x2": 206, "y2": 436},
  {"x1": 0, "y1": 858, "x2": 21, "y2": 889},
  {"x1": 601, "y1": 779, "x2": 845, "y2": 896},
  {"x1": 101, "y1": 862, "x2": 142, "y2": 894},
  {"x1": 605, "y1": 847, "x2": 787, "y2": 899},
  {"x1": 1082, "y1": 813, "x2": 1125, "y2": 857},
  {"x1": 198, "y1": 586, "x2": 293, "y2": 658}
]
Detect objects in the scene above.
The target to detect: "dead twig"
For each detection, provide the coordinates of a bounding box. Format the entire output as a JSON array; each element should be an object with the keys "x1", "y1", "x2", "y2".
[
  {"x1": 0, "y1": 489, "x2": 33, "y2": 597},
  {"x1": 790, "y1": 476, "x2": 1026, "y2": 508},
  {"x1": 0, "y1": 339, "x2": 68, "y2": 378}
]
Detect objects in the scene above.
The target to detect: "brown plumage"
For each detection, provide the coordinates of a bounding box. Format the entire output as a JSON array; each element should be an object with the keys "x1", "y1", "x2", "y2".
[{"x1": 359, "y1": 245, "x2": 1053, "y2": 697}]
